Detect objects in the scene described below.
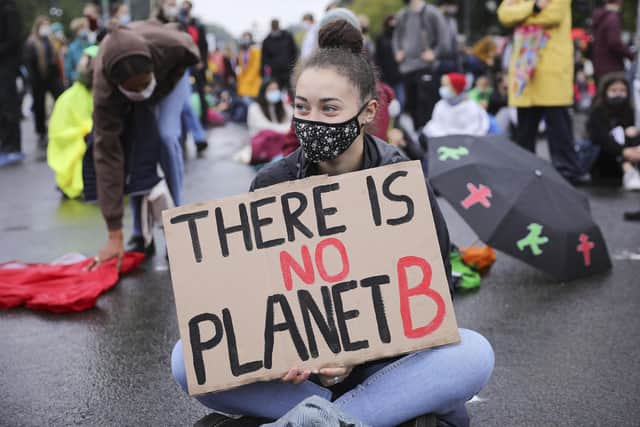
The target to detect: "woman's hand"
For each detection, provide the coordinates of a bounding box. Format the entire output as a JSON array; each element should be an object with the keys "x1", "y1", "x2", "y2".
[
  {"x1": 625, "y1": 126, "x2": 639, "y2": 139},
  {"x1": 86, "y1": 229, "x2": 124, "y2": 271},
  {"x1": 536, "y1": 0, "x2": 550, "y2": 9},
  {"x1": 281, "y1": 367, "x2": 312, "y2": 385},
  {"x1": 623, "y1": 146, "x2": 640, "y2": 163},
  {"x1": 318, "y1": 365, "x2": 353, "y2": 387}
]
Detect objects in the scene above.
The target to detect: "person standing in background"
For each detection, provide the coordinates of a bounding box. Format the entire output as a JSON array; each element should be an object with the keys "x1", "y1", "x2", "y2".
[
  {"x1": 64, "y1": 18, "x2": 90, "y2": 86},
  {"x1": 393, "y1": 0, "x2": 449, "y2": 129},
  {"x1": 180, "y1": 0, "x2": 210, "y2": 128},
  {"x1": 261, "y1": 19, "x2": 298, "y2": 94},
  {"x1": 591, "y1": 0, "x2": 633, "y2": 82},
  {"x1": 438, "y1": 0, "x2": 461, "y2": 74},
  {"x1": 24, "y1": 16, "x2": 64, "y2": 157},
  {"x1": 498, "y1": 0, "x2": 585, "y2": 185},
  {"x1": 109, "y1": 2, "x2": 131, "y2": 28},
  {"x1": 237, "y1": 32, "x2": 262, "y2": 100},
  {"x1": 300, "y1": 13, "x2": 318, "y2": 60},
  {"x1": 83, "y1": 3, "x2": 105, "y2": 44},
  {"x1": 375, "y1": 15, "x2": 405, "y2": 108},
  {"x1": 0, "y1": 0, "x2": 24, "y2": 167}
]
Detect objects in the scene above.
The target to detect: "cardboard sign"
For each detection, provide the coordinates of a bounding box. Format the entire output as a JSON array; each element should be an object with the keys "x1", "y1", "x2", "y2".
[{"x1": 163, "y1": 161, "x2": 459, "y2": 395}]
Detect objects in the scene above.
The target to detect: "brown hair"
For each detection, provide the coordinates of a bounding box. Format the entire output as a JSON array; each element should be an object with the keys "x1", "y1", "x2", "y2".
[{"x1": 293, "y1": 19, "x2": 376, "y2": 104}]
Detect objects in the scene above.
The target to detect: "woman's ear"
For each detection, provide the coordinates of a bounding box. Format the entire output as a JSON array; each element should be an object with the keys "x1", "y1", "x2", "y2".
[{"x1": 362, "y1": 99, "x2": 378, "y2": 125}]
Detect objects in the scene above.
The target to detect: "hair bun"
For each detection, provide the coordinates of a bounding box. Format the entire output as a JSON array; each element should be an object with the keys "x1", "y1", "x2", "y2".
[{"x1": 317, "y1": 19, "x2": 363, "y2": 55}]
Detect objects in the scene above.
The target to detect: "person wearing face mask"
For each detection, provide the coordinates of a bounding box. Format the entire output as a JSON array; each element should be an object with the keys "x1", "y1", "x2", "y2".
[
  {"x1": 261, "y1": 19, "x2": 298, "y2": 94},
  {"x1": 111, "y1": 3, "x2": 131, "y2": 27},
  {"x1": 64, "y1": 18, "x2": 91, "y2": 86},
  {"x1": 87, "y1": 22, "x2": 199, "y2": 269},
  {"x1": 437, "y1": 0, "x2": 461, "y2": 74},
  {"x1": 171, "y1": 20, "x2": 493, "y2": 427},
  {"x1": 587, "y1": 73, "x2": 640, "y2": 190},
  {"x1": 83, "y1": 3, "x2": 105, "y2": 44},
  {"x1": 239, "y1": 79, "x2": 294, "y2": 164},
  {"x1": 375, "y1": 15, "x2": 404, "y2": 109},
  {"x1": 423, "y1": 72, "x2": 489, "y2": 138},
  {"x1": 236, "y1": 32, "x2": 262, "y2": 100},
  {"x1": 24, "y1": 16, "x2": 65, "y2": 154},
  {"x1": 591, "y1": 0, "x2": 633, "y2": 82},
  {"x1": 153, "y1": 0, "x2": 180, "y2": 25},
  {"x1": 247, "y1": 79, "x2": 293, "y2": 138}
]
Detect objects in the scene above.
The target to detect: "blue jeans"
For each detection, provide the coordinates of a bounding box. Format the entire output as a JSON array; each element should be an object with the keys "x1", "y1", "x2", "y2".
[
  {"x1": 157, "y1": 72, "x2": 190, "y2": 207},
  {"x1": 171, "y1": 329, "x2": 494, "y2": 427},
  {"x1": 183, "y1": 97, "x2": 207, "y2": 143},
  {"x1": 130, "y1": 73, "x2": 190, "y2": 237}
]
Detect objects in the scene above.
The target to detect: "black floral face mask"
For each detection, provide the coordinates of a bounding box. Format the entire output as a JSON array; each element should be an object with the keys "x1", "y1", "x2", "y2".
[{"x1": 293, "y1": 101, "x2": 371, "y2": 163}]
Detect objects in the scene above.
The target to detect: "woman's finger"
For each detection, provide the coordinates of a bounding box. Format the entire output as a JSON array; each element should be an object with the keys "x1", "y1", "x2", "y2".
[
  {"x1": 318, "y1": 367, "x2": 348, "y2": 377},
  {"x1": 281, "y1": 367, "x2": 299, "y2": 382},
  {"x1": 291, "y1": 370, "x2": 311, "y2": 385},
  {"x1": 84, "y1": 256, "x2": 101, "y2": 272}
]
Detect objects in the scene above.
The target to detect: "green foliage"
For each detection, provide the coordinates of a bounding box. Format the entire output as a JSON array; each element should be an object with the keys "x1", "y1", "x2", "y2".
[
  {"x1": 349, "y1": 0, "x2": 406, "y2": 37},
  {"x1": 16, "y1": 0, "x2": 86, "y2": 38}
]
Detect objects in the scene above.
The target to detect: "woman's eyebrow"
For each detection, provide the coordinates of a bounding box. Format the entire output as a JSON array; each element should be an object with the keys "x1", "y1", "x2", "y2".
[
  {"x1": 294, "y1": 96, "x2": 308, "y2": 102},
  {"x1": 320, "y1": 97, "x2": 342, "y2": 103}
]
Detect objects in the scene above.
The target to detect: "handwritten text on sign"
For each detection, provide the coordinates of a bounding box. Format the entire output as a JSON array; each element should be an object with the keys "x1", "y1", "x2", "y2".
[{"x1": 163, "y1": 161, "x2": 459, "y2": 395}]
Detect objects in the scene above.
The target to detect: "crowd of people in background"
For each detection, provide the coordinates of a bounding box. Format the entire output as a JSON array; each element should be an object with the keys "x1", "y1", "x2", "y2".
[
  {"x1": 0, "y1": 0, "x2": 639, "y2": 227},
  {"x1": 0, "y1": 0, "x2": 638, "y2": 425}
]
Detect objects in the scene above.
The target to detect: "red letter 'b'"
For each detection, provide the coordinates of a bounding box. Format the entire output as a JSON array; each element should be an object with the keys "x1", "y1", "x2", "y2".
[{"x1": 397, "y1": 256, "x2": 446, "y2": 338}]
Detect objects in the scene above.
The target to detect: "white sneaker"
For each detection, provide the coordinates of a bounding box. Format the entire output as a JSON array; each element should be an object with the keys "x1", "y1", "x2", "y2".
[{"x1": 623, "y1": 167, "x2": 640, "y2": 191}]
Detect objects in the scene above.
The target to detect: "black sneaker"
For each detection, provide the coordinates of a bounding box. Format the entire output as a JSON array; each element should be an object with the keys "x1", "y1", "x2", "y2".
[
  {"x1": 624, "y1": 210, "x2": 640, "y2": 221},
  {"x1": 196, "y1": 141, "x2": 208, "y2": 158},
  {"x1": 194, "y1": 413, "x2": 270, "y2": 427},
  {"x1": 127, "y1": 236, "x2": 156, "y2": 256}
]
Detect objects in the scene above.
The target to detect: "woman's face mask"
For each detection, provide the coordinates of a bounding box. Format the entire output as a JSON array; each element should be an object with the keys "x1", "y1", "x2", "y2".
[
  {"x1": 293, "y1": 101, "x2": 370, "y2": 163},
  {"x1": 118, "y1": 74, "x2": 157, "y2": 102},
  {"x1": 119, "y1": 15, "x2": 131, "y2": 25},
  {"x1": 163, "y1": 6, "x2": 179, "y2": 20},
  {"x1": 439, "y1": 86, "x2": 454, "y2": 100},
  {"x1": 39, "y1": 25, "x2": 51, "y2": 37},
  {"x1": 266, "y1": 90, "x2": 282, "y2": 104}
]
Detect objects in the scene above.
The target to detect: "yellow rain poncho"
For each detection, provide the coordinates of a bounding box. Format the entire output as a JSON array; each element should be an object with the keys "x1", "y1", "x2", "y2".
[{"x1": 47, "y1": 82, "x2": 93, "y2": 198}]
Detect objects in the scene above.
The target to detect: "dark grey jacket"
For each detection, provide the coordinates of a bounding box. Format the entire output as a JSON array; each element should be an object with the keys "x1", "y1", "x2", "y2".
[{"x1": 250, "y1": 134, "x2": 453, "y2": 293}]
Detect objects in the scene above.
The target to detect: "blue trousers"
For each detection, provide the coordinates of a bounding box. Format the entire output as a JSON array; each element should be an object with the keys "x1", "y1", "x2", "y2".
[
  {"x1": 171, "y1": 329, "x2": 493, "y2": 427},
  {"x1": 131, "y1": 72, "x2": 190, "y2": 236}
]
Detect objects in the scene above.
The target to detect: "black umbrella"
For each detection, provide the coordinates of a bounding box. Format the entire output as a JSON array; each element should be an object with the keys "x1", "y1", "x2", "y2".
[{"x1": 427, "y1": 135, "x2": 611, "y2": 281}]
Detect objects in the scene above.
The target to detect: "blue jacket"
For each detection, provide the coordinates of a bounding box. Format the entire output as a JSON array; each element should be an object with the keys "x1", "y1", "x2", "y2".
[
  {"x1": 83, "y1": 102, "x2": 161, "y2": 203},
  {"x1": 64, "y1": 37, "x2": 89, "y2": 82}
]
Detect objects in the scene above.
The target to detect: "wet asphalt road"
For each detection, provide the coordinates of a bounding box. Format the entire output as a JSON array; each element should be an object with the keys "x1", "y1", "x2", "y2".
[{"x1": 1, "y1": 120, "x2": 639, "y2": 426}]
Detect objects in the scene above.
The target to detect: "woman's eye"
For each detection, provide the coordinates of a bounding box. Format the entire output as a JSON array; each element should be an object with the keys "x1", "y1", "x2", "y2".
[
  {"x1": 294, "y1": 104, "x2": 308, "y2": 112},
  {"x1": 323, "y1": 105, "x2": 338, "y2": 113}
]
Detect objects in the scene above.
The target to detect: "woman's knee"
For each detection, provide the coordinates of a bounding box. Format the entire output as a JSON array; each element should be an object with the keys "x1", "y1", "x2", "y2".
[
  {"x1": 457, "y1": 329, "x2": 494, "y2": 391},
  {"x1": 171, "y1": 340, "x2": 188, "y2": 392}
]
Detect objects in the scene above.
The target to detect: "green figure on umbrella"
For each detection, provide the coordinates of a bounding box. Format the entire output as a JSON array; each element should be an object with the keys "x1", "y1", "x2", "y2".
[
  {"x1": 516, "y1": 223, "x2": 549, "y2": 256},
  {"x1": 438, "y1": 146, "x2": 469, "y2": 161}
]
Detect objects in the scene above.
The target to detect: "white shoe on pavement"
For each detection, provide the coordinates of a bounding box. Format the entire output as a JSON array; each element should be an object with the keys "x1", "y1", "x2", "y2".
[{"x1": 623, "y1": 167, "x2": 640, "y2": 191}]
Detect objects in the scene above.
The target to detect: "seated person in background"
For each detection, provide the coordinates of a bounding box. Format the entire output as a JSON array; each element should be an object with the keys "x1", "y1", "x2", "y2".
[
  {"x1": 468, "y1": 75, "x2": 492, "y2": 110},
  {"x1": 423, "y1": 72, "x2": 489, "y2": 138},
  {"x1": 587, "y1": 72, "x2": 640, "y2": 190},
  {"x1": 239, "y1": 79, "x2": 293, "y2": 164},
  {"x1": 247, "y1": 79, "x2": 293, "y2": 137},
  {"x1": 464, "y1": 36, "x2": 497, "y2": 82}
]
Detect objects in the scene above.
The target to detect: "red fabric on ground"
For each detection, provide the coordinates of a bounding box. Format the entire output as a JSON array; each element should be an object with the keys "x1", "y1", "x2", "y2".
[{"x1": 0, "y1": 252, "x2": 145, "y2": 313}]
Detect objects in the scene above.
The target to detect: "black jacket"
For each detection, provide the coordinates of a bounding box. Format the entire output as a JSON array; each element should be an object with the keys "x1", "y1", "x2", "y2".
[
  {"x1": 250, "y1": 134, "x2": 453, "y2": 293},
  {"x1": 375, "y1": 32, "x2": 402, "y2": 86},
  {"x1": 261, "y1": 30, "x2": 298, "y2": 79},
  {"x1": 587, "y1": 106, "x2": 640, "y2": 185},
  {"x1": 0, "y1": 0, "x2": 22, "y2": 71}
]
